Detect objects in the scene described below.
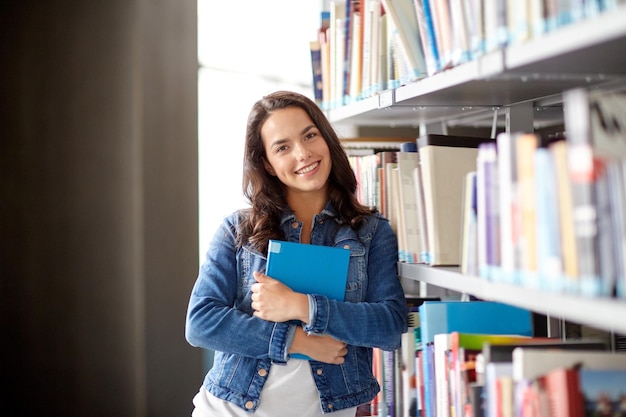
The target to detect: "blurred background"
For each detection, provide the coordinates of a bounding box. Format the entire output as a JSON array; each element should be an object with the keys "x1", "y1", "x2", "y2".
[{"x1": 0, "y1": 1, "x2": 322, "y2": 416}]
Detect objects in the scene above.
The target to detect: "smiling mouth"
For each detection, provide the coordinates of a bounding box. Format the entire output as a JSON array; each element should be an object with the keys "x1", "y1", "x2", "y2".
[{"x1": 295, "y1": 161, "x2": 319, "y2": 175}]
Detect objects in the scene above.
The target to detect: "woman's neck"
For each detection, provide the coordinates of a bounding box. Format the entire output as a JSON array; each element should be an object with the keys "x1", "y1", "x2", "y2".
[{"x1": 287, "y1": 192, "x2": 328, "y2": 244}]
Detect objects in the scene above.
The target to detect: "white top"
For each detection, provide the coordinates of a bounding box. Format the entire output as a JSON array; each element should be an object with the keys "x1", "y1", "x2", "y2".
[{"x1": 192, "y1": 359, "x2": 357, "y2": 417}]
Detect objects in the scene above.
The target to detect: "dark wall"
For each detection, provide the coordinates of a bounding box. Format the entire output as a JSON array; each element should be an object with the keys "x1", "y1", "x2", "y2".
[{"x1": 0, "y1": 1, "x2": 202, "y2": 416}]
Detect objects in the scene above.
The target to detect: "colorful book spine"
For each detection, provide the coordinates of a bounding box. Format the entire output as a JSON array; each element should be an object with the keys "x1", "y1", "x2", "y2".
[
  {"x1": 516, "y1": 133, "x2": 539, "y2": 288},
  {"x1": 534, "y1": 146, "x2": 564, "y2": 292}
]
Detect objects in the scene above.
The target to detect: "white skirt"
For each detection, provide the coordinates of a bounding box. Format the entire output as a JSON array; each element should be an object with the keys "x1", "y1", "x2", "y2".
[{"x1": 191, "y1": 359, "x2": 357, "y2": 417}]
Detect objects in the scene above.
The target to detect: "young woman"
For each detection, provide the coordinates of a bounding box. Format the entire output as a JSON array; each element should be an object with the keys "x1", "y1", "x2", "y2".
[{"x1": 185, "y1": 91, "x2": 408, "y2": 416}]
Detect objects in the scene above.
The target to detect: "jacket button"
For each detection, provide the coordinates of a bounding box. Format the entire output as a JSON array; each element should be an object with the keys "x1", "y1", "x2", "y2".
[
  {"x1": 245, "y1": 401, "x2": 254, "y2": 410},
  {"x1": 291, "y1": 222, "x2": 298, "y2": 228},
  {"x1": 316, "y1": 369, "x2": 323, "y2": 375},
  {"x1": 343, "y1": 244, "x2": 350, "y2": 250},
  {"x1": 328, "y1": 404, "x2": 334, "y2": 410},
  {"x1": 258, "y1": 368, "x2": 267, "y2": 377}
]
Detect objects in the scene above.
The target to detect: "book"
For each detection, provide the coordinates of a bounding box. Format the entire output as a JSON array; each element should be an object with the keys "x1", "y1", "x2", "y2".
[
  {"x1": 485, "y1": 361, "x2": 513, "y2": 417},
  {"x1": 380, "y1": 0, "x2": 427, "y2": 81},
  {"x1": 413, "y1": 164, "x2": 430, "y2": 263},
  {"x1": 476, "y1": 141, "x2": 500, "y2": 281},
  {"x1": 550, "y1": 139, "x2": 578, "y2": 291},
  {"x1": 418, "y1": 301, "x2": 533, "y2": 349},
  {"x1": 309, "y1": 40, "x2": 324, "y2": 103},
  {"x1": 516, "y1": 133, "x2": 540, "y2": 288},
  {"x1": 496, "y1": 132, "x2": 521, "y2": 285},
  {"x1": 416, "y1": 0, "x2": 441, "y2": 74},
  {"x1": 459, "y1": 171, "x2": 478, "y2": 276},
  {"x1": 417, "y1": 134, "x2": 493, "y2": 266},
  {"x1": 266, "y1": 240, "x2": 349, "y2": 301},
  {"x1": 607, "y1": 158, "x2": 626, "y2": 298},
  {"x1": 397, "y1": 150, "x2": 422, "y2": 263},
  {"x1": 266, "y1": 240, "x2": 350, "y2": 359},
  {"x1": 534, "y1": 146, "x2": 564, "y2": 291},
  {"x1": 448, "y1": 0, "x2": 472, "y2": 65},
  {"x1": 543, "y1": 367, "x2": 584, "y2": 417},
  {"x1": 413, "y1": 0, "x2": 439, "y2": 75}
]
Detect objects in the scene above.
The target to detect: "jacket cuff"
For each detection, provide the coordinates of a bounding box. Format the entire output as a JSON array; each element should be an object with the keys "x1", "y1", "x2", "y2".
[{"x1": 302, "y1": 294, "x2": 329, "y2": 335}]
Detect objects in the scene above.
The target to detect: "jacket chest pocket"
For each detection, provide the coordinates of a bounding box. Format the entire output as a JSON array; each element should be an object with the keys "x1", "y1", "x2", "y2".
[{"x1": 336, "y1": 239, "x2": 366, "y2": 302}]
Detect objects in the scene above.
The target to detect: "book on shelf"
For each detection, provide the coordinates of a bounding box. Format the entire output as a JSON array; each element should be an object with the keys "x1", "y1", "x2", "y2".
[
  {"x1": 413, "y1": 163, "x2": 430, "y2": 264},
  {"x1": 506, "y1": 0, "x2": 532, "y2": 46},
  {"x1": 516, "y1": 133, "x2": 540, "y2": 289},
  {"x1": 606, "y1": 158, "x2": 626, "y2": 298},
  {"x1": 397, "y1": 150, "x2": 422, "y2": 263},
  {"x1": 482, "y1": 0, "x2": 508, "y2": 53},
  {"x1": 412, "y1": 0, "x2": 439, "y2": 76},
  {"x1": 447, "y1": 0, "x2": 472, "y2": 65},
  {"x1": 460, "y1": 171, "x2": 478, "y2": 276},
  {"x1": 348, "y1": 2, "x2": 363, "y2": 102},
  {"x1": 418, "y1": 301, "x2": 534, "y2": 346},
  {"x1": 549, "y1": 139, "x2": 579, "y2": 291},
  {"x1": 330, "y1": 1, "x2": 346, "y2": 109},
  {"x1": 265, "y1": 240, "x2": 349, "y2": 359},
  {"x1": 429, "y1": 0, "x2": 453, "y2": 70},
  {"x1": 484, "y1": 361, "x2": 513, "y2": 417},
  {"x1": 534, "y1": 145, "x2": 564, "y2": 292},
  {"x1": 476, "y1": 141, "x2": 500, "y2": 281},
  {"x1": 417, "y1": 134, "x2": 493, "y2": 266},
  {"x1": 380, "y1": 0, "x2": 428, "y2": 82},
  {"x1": 309, "y1": 40, "x2": 324, "y2": 103},
  {"x1": 496, "y1": 132, "x2": 521, "y2": 285}
]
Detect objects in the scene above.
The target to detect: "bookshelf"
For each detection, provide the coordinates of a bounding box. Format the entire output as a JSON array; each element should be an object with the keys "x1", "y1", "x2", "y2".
[
  {"x1": 326, "y1": 4, "x2": 626, "y2": 128},
  {"x1": 324, "y1": 4, "x2": 626, "y2": 336}
]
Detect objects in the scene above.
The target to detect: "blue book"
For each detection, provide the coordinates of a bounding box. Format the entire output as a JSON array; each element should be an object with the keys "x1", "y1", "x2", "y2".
[
  {"x1": 266, "y1": 240, "x2": 350, "y2": 360},
  {"x1": 266, "y1": 240, "x2": 350, "y2": 301},
  {"x1": 418, "y1": 301, "x2": 533, "y2": 346}
]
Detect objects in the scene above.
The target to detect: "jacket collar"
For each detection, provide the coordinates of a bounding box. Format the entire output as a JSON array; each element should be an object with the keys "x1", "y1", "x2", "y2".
[{"x1": 278, "y1": 200, "x2": 339, "y2": 226}]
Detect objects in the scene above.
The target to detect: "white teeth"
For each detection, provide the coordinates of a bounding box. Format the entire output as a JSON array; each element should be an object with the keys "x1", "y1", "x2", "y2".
[{"x1": 297, "y1": 162, "x2": 319, "y2": 174}]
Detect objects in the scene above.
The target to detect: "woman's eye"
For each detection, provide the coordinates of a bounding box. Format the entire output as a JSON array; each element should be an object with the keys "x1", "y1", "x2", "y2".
[
  {"x1": 305, "y1": 132, "x2": 317, "y2": 140},
  {"x1": 276, "y1": 145, "x2": 288, "y2": 153}
]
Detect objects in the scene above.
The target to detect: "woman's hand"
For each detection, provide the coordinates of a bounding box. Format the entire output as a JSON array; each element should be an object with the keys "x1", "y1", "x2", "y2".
[
  {"x1": 250, "y1": 271, "x2": 309, "y2": 323},
  {"x1": 290, "y1": 327, "x2": 348, "y2": 364}
]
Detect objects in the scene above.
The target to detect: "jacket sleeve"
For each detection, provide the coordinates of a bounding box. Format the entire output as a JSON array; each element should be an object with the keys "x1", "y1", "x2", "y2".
[{"x1": 184, "y1": 214, "x2": 293, "y2": 363}]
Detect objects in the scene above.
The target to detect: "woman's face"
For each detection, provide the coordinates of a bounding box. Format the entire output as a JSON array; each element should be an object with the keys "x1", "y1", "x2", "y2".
[{"x1": 261, "y1": 106, "x2": 331, "y2": 200}]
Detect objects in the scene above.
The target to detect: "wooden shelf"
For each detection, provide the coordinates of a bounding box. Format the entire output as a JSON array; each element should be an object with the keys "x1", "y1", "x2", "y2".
[{"x1": 398, "y1": 263, "x2": 626, "y2": 335}]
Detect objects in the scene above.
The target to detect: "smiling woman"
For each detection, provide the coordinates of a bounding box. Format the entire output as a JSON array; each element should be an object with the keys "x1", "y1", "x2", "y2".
[{"x1": 185, "y1": 91, "x2": 408, "y2": 416}]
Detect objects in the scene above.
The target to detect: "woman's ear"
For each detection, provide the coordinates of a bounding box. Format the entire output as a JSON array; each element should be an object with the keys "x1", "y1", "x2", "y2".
[{"x1": 263, "y1": 159, "x2": 276, "y2": 176}]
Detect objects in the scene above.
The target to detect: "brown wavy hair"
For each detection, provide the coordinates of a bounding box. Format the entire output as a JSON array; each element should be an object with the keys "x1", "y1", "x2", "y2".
[{"x1": 237, "y1": 91, "x2": 376, "y2": 254}]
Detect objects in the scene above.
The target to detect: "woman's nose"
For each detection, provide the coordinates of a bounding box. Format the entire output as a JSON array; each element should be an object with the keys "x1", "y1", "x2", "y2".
[{"x1": 294, "y1": 142, "x2": 310, "y2": 160}]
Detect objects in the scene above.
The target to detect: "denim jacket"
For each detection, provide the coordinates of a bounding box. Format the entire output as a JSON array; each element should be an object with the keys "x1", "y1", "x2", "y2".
[{"x1": 185, "y1": 202, "x2": 408, "y2": 413}]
